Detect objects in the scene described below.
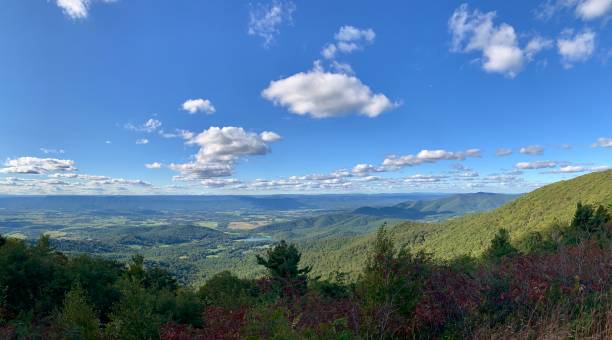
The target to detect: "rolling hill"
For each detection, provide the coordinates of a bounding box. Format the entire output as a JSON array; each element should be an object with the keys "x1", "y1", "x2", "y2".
[
  {"x1": 259, "y1": 192, "x2": 517, "y2": 242},
  {"x1": 300, "y1": 170, "x2": 612, "y2": 277},
  {"x1": 354, "y1": 192, "x2": 519, "y2": 219}
]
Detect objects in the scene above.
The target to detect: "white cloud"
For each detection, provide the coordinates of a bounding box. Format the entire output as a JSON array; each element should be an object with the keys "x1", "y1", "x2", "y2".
[
  {"x1": 125, "y1": 118, "x2": 162, "y2": 133},
  {"x1": 56, "y1": 0, "x2": 89, "y2": 19},
  {"x1": 577, "y1": 0, "x2": 612, "y2": 19},
  {"x1": 248, "y1": 1, "x2": 296, "y2": 47},
  {"x1": 330, "y1": 61, "x2": 354, "y2": 75},
  {"x1": 321, "y1": 26, "x2": 376, "y2": 59},
  {"x1": 535, "y1": 0, "x2": 612, "y2": 20},
  {"x1": 262, "y1": 63, "x2": 397, "y2": 118},
  {"x1": 200, "y1": 178, "x2": 242, "y2": 188},
  {"x1": 159, "y1": 129, "x2": 194, "y2": 140},
  {"x1": 520, "y1": 145, "x2": 545, "y2": 155},
  {"x1": 557, "y1": 30, "x2": 596, "y2": 67},
  {"x1": 592, "y1": 137, "x2": 612, "y2": 147},
  {"x1": 40, "y1": 148, "x2": 65, "y2": 155},
  {"x1": 0, "y1": 157, "x2": 77, "y2": 174},
  {"x1": 181, "y1": 98, "x2": 215, "y2": 114},
  {"x1": 352, "y1": 163, "x2": 386, "y2": 176},
  {"x1": 170, "y1": 127, "x2": 281, "y2": 181},
  {"x1": 516, "y1": 160, "x2": 558, "y2": 169},
  {"x1": 382, "y1": 148, "x2": 481, "y2": 170},
  {"x1": 550, "y1": 165, "x2": 588, "y2": 173},
  {"x1": 404, "y1": 174, "x2": 448, "y2": 183},
  {"x1": 136, "y1": 138, "x2": 149, "y2": 145},
  {"x1": 449, "y1": 4, "x2": 550, "y2": 78},
  {"x1": 496, "y1": 148, "x2": 513, "y2": 156},
  {"x1": 525, "y1": 36, "x2": 554, "y2": 60},
  {"x1": 145, "y1": 162, "x2": 162, "y2": 169},
  {"x1": 55, "y1": 0, "x2": 115, "y2": 20},
  {"x1": 260, "y1": 131, "x2": 282, "y2": 142}
]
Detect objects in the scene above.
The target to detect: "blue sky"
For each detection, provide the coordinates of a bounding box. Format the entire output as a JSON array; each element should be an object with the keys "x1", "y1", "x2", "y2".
[{"x1": 0, "y1": 0, "x2": 610, "y2": 194}]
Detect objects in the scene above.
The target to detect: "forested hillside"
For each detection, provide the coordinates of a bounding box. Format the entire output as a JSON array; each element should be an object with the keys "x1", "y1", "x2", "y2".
[
  {"x1": 354, "y1": 192, "x2": 518, "y2": 219},
  {"x1": 418, "y1": 169, "x2": 612, "y2": 258},
  {"x1": 300, "y1": 170, "x2": 612, "y2": 276}
]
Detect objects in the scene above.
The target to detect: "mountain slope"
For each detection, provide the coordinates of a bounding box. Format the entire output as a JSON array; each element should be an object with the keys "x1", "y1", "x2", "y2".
[
  {"x1": 301, "y1": 171, "x2": 612, "y2": 276},
  {"x1": 416, "y1": 170, "x2": 612, "y2": 258},
  {"x1": 260, "y1": 193, "x2": 516, "y2": 242},
  {"x1": 354, "y1": 192, "x2": 519, "y2": 219},
  {"x1": 259, "y1": 213, "x2": 403, "y2": 241}
]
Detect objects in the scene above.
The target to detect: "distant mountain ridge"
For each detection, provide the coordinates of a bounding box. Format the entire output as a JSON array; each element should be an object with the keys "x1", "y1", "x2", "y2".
[
  {"x1": 353, "y1": 192, "x2": 519, "y2": 219},
  {"x1": 260, "y1": 192, "x2": 518, "y2": 242},
  {"x1": 0, "y1": 193, "x2": 446, "y2": 212}
]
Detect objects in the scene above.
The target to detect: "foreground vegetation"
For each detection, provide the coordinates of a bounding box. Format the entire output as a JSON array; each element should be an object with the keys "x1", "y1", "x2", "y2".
[{"x1": 0, "y1": 201, "x2": 610, "y2": 339}]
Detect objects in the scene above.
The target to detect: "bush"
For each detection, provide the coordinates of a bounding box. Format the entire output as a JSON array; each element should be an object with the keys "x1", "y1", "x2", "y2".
[
  {"x1": 51, "y1": 283, "x2": 101, "y2": 340},
  {"x1": 105, "y1": 280, "x2": 162, "y2": 340},
  {"x1": 256, "y1": 240, "x2": 312, "y2": 297},
  {"x1": 197, "y1": 271, "x2": 260, "y2": 309},
  {"x1": 484, "y1": 228, "x2": 518, "y2": 261}
]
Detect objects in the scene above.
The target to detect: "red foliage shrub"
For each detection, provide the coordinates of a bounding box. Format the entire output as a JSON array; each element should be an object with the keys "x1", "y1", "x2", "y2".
[
  {"x1": 285, "y1": 293, "x2": 359, "y2": 334},
  {"x1": 484, "y1": 240, "x2": 611, "y2": 308},
  {"x1": 160, "y1": 322, "x2": 205, "y2": 340},
  {"x1": 201, "y1": 306, "x2": 247, "y2": 339},
  {"x1": 414, "y1": 267, "x2": 483, "y2": 329}
]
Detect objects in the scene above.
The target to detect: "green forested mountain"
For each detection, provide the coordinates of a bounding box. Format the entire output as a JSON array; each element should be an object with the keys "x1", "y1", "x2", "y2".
[
  {"x1": 260, "y1": 192, "x2": 517, "y2": 243},
  {"x1": 354, "y1": 192, "x2": 518, "y2": 219},
  {"x1": 417, "y1": 170, "x2": 612, "y2": 258},
  {"x1": 301, "y1": 171, "x2": 612, "y2": 277}
]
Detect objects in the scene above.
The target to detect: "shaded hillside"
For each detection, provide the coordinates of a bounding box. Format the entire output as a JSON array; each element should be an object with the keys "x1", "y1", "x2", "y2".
[
  {"x1": 354, "y1": 192, "x2": 519, "y2": 219},
  {"x1": 301, "y1": 171, "x2": 612, "y2": 276},
  {"x1": 261, "y1": 193, "x2": 518, "y2": 243},
  {"x1": 259, "y1": 213, "x2": 403, "y2": 241}
]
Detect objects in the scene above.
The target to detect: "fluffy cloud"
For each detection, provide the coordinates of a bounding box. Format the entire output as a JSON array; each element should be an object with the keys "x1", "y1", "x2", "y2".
[
  {"x1": 525, "y1": 36, "x2": 554, "y2": 60},
  {"x1": 382, "y1": 148, "x2": 481, "y2": 170},
  {"x1": 159, "y1": 129, "x2": 194, "y2": 140},
  {"x1": 404, "y1": 174, "x2": 448, "y2": 183},
  {"x1": 537, "y1": 0, "x2": 612, "y2": 20},
  {"x1": 577, "y1": 0, "x2": 612, "y2": 19},
  {"x1": 557, "y1": 30, "x2": 596, "y2": 67},
  {"x1": 520, "y1": 145, "x2": 545, "y2": 155},
  {"x1": 181, "y1": 98, "x2": 215, "y2": 114},
  {"x1": 260, "y1": 131, "x2": 283, "y2": 142},
  {"x1": 549, "y1": 165, "x2": 588, "y2": 173},
  {"x1": 592, "y1": 137, "x2": 612, "y2": 148},
  {"x1": 40, "y1": 148, "x2": 65, "y2": 155},
  {"x1": 516, "y1": 160, "x2": 557, "y2": 169},
  {"x1": 170, "y1": 127, "x2": 281, "y2": 181},
  {"x1": 55, "y1": 0, "x2": 115, "y2": 19},
  {"x1": 200, "y1": 178, "x2": 242, "y2": 188},
  {"x1": 125, "y1": 118, "x2": 162, "y2": 133},
  {"x1": 321, "y1": 26, "x2": 376, "y2": 59},
  {"x1": 145, "y1": 162, "x2": 162, "y2": 169},
  {"x1": 449, "y1": 4, "x2": 551, "y2": 77},
  {"x1": 0, "y1": 157, "x2": 77, "y2": 174},
  {"x1": 496, "y1": 148, "x2": 513, "y2": 156},
  {"x1": 262, "y1": 63, "x2": 397, "y2": 118},
  {"x1": 136, "y1": 138, "x2": 149, "y2": 145},
  {"x1": 248, "y1": 1, "x2": 296, "y2": 47},
  {"x1": 352, "y1": 163, "x2": 386, "y2": 176}
]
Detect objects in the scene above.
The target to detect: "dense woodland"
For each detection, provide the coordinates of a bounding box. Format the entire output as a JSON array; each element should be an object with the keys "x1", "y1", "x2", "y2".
[{"x1": 0, "y1": 201, "x2": 610, "y2": 339}]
